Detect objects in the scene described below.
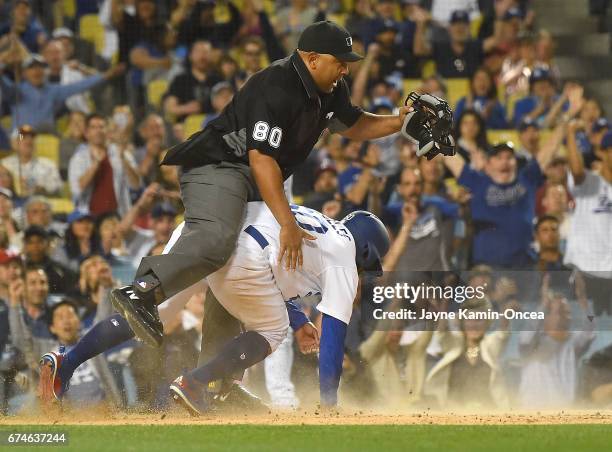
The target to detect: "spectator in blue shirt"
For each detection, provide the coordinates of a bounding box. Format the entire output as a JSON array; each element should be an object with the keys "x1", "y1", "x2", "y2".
[
  {"x1": 337, "y1": 140, "x2": 384, "y2": 212},
  {"x1": 0, "y1": 0, "x2": 47, "y2": 53},
  {"x1": 0, "y1": 54, "x2": 124, "y2": 131},
  {"x1": 512, "y1": 67, "x2": 572, "y2": 128},
  {"x1": 442, "y1": 141, "x2": 556, "y2": 268},
  {"x1": 454, "y1": 67, "x2": 508, "y2": 129}
]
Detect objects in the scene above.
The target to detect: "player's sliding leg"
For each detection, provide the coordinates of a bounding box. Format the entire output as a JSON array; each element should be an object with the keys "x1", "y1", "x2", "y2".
[
  {"x1": 171, "y1": 240, "x2": 290, "y2": 415},
  {"x1": 38, "y1": 280, "x2": 206, "y2": 404},
  {"x1": 170, "y1": 331, "x2": 276, "y2": 415}
]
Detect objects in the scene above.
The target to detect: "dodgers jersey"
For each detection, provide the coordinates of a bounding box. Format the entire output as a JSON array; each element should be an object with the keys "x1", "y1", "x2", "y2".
[{"x1": 239, "y1": 202, "x2": 360, "y2": 325}]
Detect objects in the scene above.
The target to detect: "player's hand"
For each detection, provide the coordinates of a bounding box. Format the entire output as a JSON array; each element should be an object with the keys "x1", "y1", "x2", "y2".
[
  {"x1": 294, "y1": 322, "x2": 319, "y2": 354},
  {"x1": 278, "y1": 222, "x2": 316, "y2": 271}
]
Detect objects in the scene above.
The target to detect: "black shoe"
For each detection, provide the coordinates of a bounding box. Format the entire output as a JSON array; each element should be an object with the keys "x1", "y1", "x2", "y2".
[
  {"x1": 111, "y1": 286, "x2": 164, "y2": 347},
  {"x1": 212, "y1": 382, "x2": 268, "y2": 412}
]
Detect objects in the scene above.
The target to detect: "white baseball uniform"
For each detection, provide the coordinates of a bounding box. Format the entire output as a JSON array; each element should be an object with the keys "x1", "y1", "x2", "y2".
[{"x1": 158, "y1": 202, "x2": 359, "y2": 351}]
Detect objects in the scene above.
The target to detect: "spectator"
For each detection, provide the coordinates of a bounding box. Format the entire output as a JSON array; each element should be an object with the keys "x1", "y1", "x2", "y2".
[
  {"x1": 202, "y1": 82, "x2": 235, "y2": 127},
  {"x1": 11, "y1": 296, "x2": 121, "y2": 407},
  {"x1": 1, "y1": 125, "x2": 62, "y2": 197},
  {"x1": 22, "y1": 196, "x2": 65, "y2": 241},
  {"x1": 0, "y1": 54, "x2": 123, "y2": 132},
  {"x1": 499, "y1": 33, "x2": 537, "y2": 100},
  {"x1": 367, "y1": 98, "x2": 401, "y2": 176},
  {"x1": 0, "y1": 0, "x2": 47, "y2": 53},
  {"x1": 532, "y1": 215, "x2": 567, "y2": 272},
  {"x1": 75, "y1": 255, "x2": 116, "y2": 326},
  {"x1": 51, "y1": 27, "x2": 97, "y2": 69},
  {"x1": 239, "y1": 35, "x2": 266, "y2": 82},
  {"x1": 369, "y1": 19, "x2": 417, "y2": 79},
  {"x1": 518, "y1": 288, "x2": 594, "y2": 408},
  {"x1": 302, "y1": 162, "x2": 338, "y2": 211},
  {"x1": 430, "y1": 0, "x2": 480, "y2": 25},
  {"x1": 42, "y1": 39, "x2": 94, "y2": 115},
  {"x1": 175, "y1": 0, "x2": 242, "y2": 49},
  {"x1": 68, "y1": 114, "x2": 140, "y2": 217},
  {"x1": 564, "y1": 127, "x2": 612, "y2": 316},
  {"x1": 454, "y1": 68, "x2": 508, "y2": 129},
  {"x1": 539, "y1": 185, "x2": 570, "y2": 248},
  {"x1": 274, "y1": 0, "x2": 319, "y2": 54},
  {"x1": 22, "y1": 226, "x2": 77, "y2": 294},
  {"x1": 0, "y1": 165, "x2": 15, "y2": 193},
  {"x1": 443, "y1": 141, "x2": 555, "y2": 268},
  {"x1": 454, "y1": 109, "x2": 488, "y2": 170},
  {"x1": 8, "y1": 266, "x2": 52, "y2": 341},
  {"x1": 134, "y1": 113, "x2": 166, "y2": 184},
  {"x1": 0, "y1": 250, "x2": 22, "y2": 354},
  {"x1": 164, "y1": 40, "x2": 220, "y2": 122},
  {"x1": 59, "y1": 111, "x2": 87, "y2": 179},
  {"x1": 589, "y1": 118, "x2": 610, "y2": 164},
  {"x1": 512, "y1": 69, "x2": 579, "y2": 128},
  {"x1": 345, "y1": 0, "x2": 375, "y2": 40},
  {"x1": 534, "y1": 29, "x2": 560, "y2": 83},
  {"x1": 118, "y1": 189, "x2": 177, "y2": 266},
  {"x1": 337, "y1": 140, "x2": 384, "y2": 213},
  {"x1": 574, "y1": 98, "x2": 605, "y2": 167},
  {"x1": 52, "y1": 210, "x2": 100, "y2": 273},
  {"x1": 382, "y1": 167, "x2": 456, "y2": 272},
  {"x1": 414, "y1": 10, "x2": 502, "y2": 79},
  {"x1": 0, "y1": 187, "x2": 20, "y2": 251},
  {"x1": 423, "y1": 297, "x2": 511, "y2": 409}
]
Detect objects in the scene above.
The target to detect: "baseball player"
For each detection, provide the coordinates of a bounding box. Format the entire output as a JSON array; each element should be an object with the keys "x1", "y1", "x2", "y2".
[
  {"x1": 39, "y1": 204, "x2": 389, "y2": 410},
  {"x1": 109, "y1": 20, "x2": 415, "y2": 352}
]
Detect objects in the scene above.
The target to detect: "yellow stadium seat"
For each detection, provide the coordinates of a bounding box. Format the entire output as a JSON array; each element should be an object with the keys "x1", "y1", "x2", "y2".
[
  {"x1": 79, "y1": 14, "x2": 105, "y2": 55},
  {"x1": 49, "y1": 198, "x2": 74, "y2": 214},
  {"x1": 147, "y1": 79, "x2": 169, "y2": 110},
  {"x1": 470, "y1": 15, "x2": 483, "y2": 39},
  {"x1": 445, "y1": 78, "x2": 470, "y2": 109},
  {"x1": 487, "y1": 129, "x2": 520, "y2": 146},
  {"x1": 0, "y1": 116, "x2": 10, "y2": 132},
  {"x1": 422, "y1": 60, "x2": 437, "y2": 78},
  {"x1": 35, "y1": 134, "x2": 60, "y2": 166},
  {"x1": 403, "y1": 78, "x2": 421, "y2": 96},
  {"x1": 328, "y1": 13, "x2": 346, "y2": 27},
  {"x1": 63, "y1": 0, "x2": 76, "y2": 19},
  {"x1": 184, "y1": 114, "x2": 206, "y2": 137}
]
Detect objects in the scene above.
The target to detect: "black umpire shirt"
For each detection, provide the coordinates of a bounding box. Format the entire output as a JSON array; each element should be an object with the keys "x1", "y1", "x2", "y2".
[{"x1": 163, "y1": 51, "x2": 363, "y2": 180}]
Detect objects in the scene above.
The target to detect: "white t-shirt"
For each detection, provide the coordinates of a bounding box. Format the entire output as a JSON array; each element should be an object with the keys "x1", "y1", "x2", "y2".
[{"x1": 564, "y1": 171, "x2": 612, "y2": 276}]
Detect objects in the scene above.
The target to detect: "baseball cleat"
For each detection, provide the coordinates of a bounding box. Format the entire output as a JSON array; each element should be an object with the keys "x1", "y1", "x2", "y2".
[
  {"x1": 38, "y1": 350, "x2": 69, "y2": 404},
  {"x1": 212, "y1": 382, "x2": 268, "y2": 412},
  {"x1": 111, "y1": 286, "x2": 163, "y2": 348},
  {"x1": 169, "y1": 375, "x2": 212, "y2": 416}
]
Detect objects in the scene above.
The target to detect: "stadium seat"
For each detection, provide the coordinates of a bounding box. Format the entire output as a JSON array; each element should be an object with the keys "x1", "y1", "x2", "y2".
[
  {"x1": 1, "y1": 116, "x2": 11, "y2": 132},
  {"x1": 403, "y1": 78, "x2": 421, "y2": 97},
  {"x1": 49, "y1": 198, "x2": 74, "y2": 214},
  {"x1": 35, "y1": 134, "x2": 60, "y2": 166},
  {"x1": 445, "y1": 78, "x2": 470, "y2": 109},
  {"x1": 147, "y1": 79, "x2": 169, "y2": 111},
  {"x1": 184, "y1": 114, "x2": 206, "y2": 137},
  {"x1": 422, "y1": 60, "x2": 437, "y2": 78},
  {"x1": 63, "y1": 0, "x2": 76, "y2": 19},
  {"x1": 79, "y1": 14, "x2": 105, "y2": 55},
  {"x1": 487, "y1": 129, "x2": 520, "y2": 146}
]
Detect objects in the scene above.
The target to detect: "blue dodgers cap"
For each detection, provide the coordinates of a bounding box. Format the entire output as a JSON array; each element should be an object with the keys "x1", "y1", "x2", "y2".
[
  {"x1": 370, "y1": 96, "x2": 395, "y2": 113},
  {"x1": 67, "y1": 209, "x2": 93, "y2": 223},
  {"x1": 601, "y1": 131, "x2": 612, "y2": 149},
  {"x1": 518, "y1": 117, "x2": 540, "y2": 132},
  {"x1": 450, "y1": 10, "x2": 470, "y2": 24},
  {"x1": 529, "y1": 67, "x2": 552, "y2": 85},
  {"x1": 593, "y1": 117, "x2": 610, "y2": 133}
]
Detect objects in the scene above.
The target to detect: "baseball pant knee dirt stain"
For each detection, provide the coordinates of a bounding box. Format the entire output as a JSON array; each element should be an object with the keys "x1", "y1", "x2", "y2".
[{"x1": 135, "y1": 161, "x2": 257, "y2": 299}]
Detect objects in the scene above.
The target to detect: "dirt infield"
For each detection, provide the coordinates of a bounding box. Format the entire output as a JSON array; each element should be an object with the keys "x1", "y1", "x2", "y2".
[{"x1": 4, "y1": 409, "x2": 612, "y2": 426}]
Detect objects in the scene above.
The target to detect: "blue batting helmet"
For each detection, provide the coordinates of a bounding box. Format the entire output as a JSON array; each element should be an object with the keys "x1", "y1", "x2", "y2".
[{"x1": 341, "y1": 211, "x2": 390, "y2": 275}]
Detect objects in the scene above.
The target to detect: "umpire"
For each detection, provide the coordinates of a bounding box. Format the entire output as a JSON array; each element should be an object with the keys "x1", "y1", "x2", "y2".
[{"x1": 111, "y1": 20, "x2": 412, "y2": 348}]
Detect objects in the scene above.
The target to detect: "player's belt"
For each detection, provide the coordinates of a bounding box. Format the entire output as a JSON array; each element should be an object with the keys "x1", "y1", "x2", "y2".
[{"x1": 244, "y1": 225, "x2": 269, "y2": 249}]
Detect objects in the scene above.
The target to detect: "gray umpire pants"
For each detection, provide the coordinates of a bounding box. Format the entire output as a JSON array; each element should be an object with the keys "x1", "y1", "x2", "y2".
[{"x1": 135, "y1": 161, "x2": 258, "y2": 298}]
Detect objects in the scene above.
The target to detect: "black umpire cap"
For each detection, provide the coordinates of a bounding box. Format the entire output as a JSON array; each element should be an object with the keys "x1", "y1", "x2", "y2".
[{"x1": 298, "y1": 21, "x2": 363, "y2": 62}]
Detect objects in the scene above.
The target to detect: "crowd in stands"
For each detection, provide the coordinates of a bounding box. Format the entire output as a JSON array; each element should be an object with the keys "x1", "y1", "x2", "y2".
[{"x1": 1, "y1": 0, "x2": 612, "y2": 414}]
